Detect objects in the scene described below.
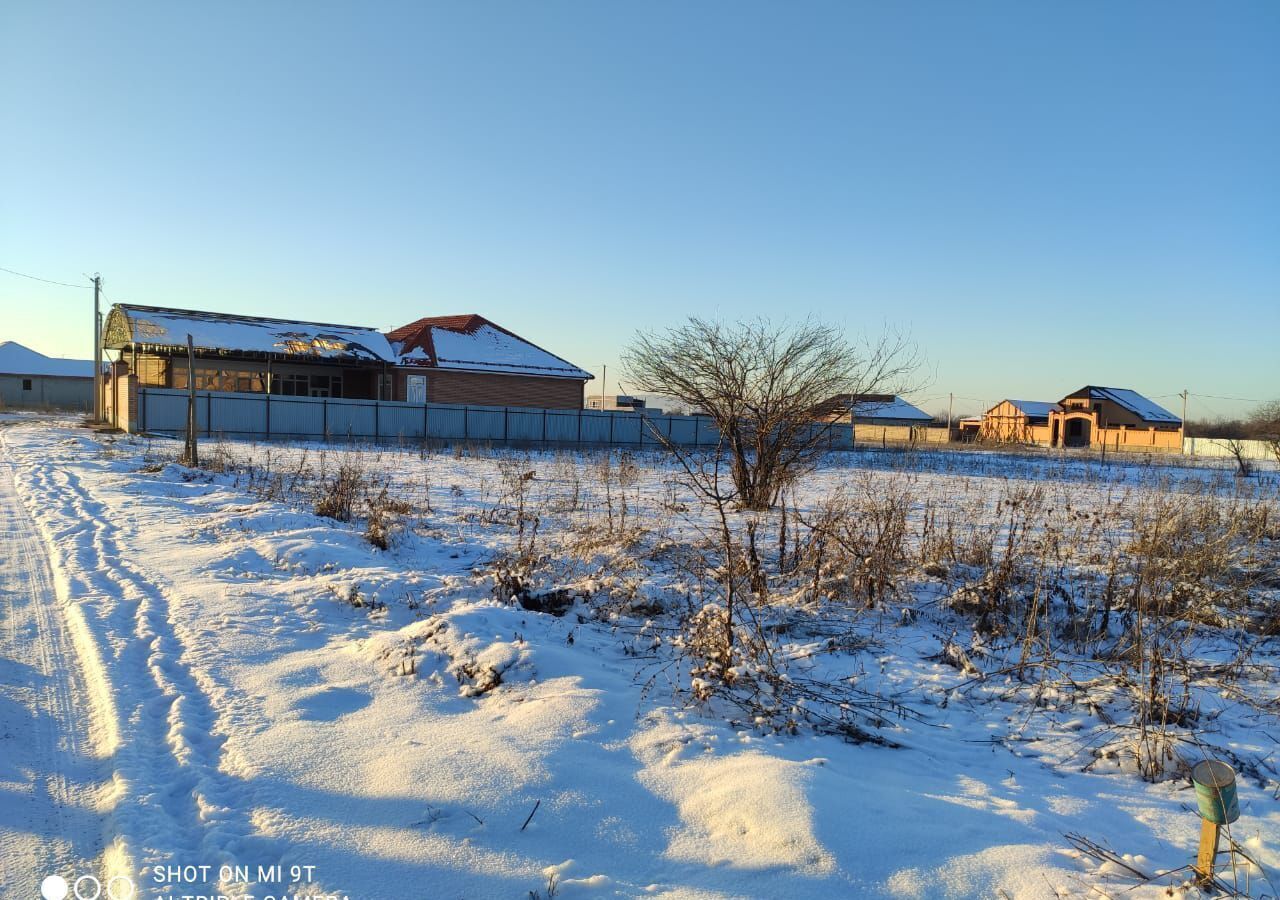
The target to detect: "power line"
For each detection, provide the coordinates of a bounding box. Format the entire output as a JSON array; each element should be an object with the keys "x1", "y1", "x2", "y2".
[
  {"x1": 1190, "y1": 391, "x2": 1271, "y2": 404},
  {"x1": 0, "y1": 264, "x2": 92, "y2": 290}
]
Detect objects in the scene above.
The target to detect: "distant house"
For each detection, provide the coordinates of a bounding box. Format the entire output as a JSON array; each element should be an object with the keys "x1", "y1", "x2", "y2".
[
  {"x1": 975, "y1": 387, "x2": 1182, "y2": 450},
  {"x1": 0, "y1": 341, "x2": 94, "y2": 410},
  {"x1": 585, "y1": 394, "x2": 664, "y2": 415},
  {"x1": 1048, "y1": 386, "x2": 1182, "y2": 450},
  {"x1": 977, "y1": 399, "x2": 1062, "y2": 444},
  {"x1": 815, "y1": 393, "x2": 942, "y2": 447},
  {"x1": 816, "y1": 393, "x2": 933, "y2": 427},
  {"x1": 103, "y1": 305, "x2": 592, "y2": 409},
  {"x1": 387, "y1": 314, "x2": 591, "y2": 409}
]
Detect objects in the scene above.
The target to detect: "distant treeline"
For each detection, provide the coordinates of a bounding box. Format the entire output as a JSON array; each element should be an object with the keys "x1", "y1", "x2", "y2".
[{"x1": 1187, "y1": 401, "x2": 1280, "y2": 440}]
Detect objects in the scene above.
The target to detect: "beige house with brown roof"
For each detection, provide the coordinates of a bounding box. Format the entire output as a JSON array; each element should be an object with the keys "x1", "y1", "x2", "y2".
[{"x1": 971, "y1": 387, "x2": 1182, "y2": 452}]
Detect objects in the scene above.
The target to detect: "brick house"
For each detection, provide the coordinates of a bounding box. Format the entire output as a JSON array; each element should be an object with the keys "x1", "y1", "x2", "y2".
[
  {"x1": 386, "y1": 314, "x2": 591, "y2": 409},
  {"x1": 973, "y1": 387, "x2": 1182, "y2": 451},
  {"x1": 1047, "y1": 386, "x2": 1182, "y2": 450}
]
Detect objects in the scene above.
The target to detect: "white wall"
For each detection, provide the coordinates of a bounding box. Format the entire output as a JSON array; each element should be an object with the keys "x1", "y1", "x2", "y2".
[{"x1": 1183, "y1": 437, "x2": 1277, "y2": 461}]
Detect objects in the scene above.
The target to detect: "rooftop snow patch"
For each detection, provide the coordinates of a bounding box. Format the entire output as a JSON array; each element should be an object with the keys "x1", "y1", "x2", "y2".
[
  {"x1": 0, "y1": 341, "x2": 94, "y2": 378},
  {"x1": 103, "y1": 304, "x2": 396, "y2": 362},
  {"x1": 1083, "y1": 386, "x2": 1181, "y2": 425},
  {"x1": 389, "y1": 314, "x2": 591, "y2": 379},
  {"x1": 1006, "y1": 400, "x2": 1062, "y2": 419},
  {"x1": 816, "y1": 393, "x2": 933, "y2": 422},
  {"x1": 851, "y1": 395, "x2": 933, "y2": 422}
]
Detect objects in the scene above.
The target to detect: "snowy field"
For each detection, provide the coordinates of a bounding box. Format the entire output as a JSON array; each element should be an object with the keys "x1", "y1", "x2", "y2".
[{"x1": 2, "y1": 413, "x2": 1279, "y2": 899}]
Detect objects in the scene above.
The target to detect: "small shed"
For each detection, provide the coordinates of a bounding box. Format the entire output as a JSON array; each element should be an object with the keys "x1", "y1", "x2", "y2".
[{"x1": 0, "y1": 341, "x2": 94, "y2": 410}]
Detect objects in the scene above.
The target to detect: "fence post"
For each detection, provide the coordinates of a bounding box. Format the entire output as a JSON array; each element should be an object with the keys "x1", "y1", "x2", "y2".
[
  {"x1": 265, "y1": 386, "x2": 271, "y2": 439},
  {"x1": 206, "y1": 392, "x2": 212, "y2": 438},
  {"x1": 422, "y1": 401, "x2": 428, "y2": 439},
  {"x1": 464, "y1": 405, "x2": 469, "y2": 441},
  {"x1": 503, "y1": 407, "x2": 509, "y2": 442},
  {"x1": 577, "y1": 408, "x2": 582, "y2": 443},
  {"x1": 608, "y1": 412, "x2": 614, "y2": 444},
  {"x1": 323, "y1": 396, "x2": 328, "y2": 439},
  {"x1": 375, "y1": 399, "x2": 380, "y2": 442}
]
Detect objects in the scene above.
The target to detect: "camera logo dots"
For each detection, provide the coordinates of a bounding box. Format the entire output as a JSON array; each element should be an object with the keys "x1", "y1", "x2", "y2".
[{"x1": 41, "y1": 873, "x2": 135, "y2": 900}]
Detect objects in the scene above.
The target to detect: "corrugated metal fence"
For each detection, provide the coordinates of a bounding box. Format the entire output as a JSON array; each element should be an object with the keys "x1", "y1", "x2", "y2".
[
  {"x1": 135, "y1": 387, "x2": 855, "y2": 449},
  {"x1": 1183, "y1": 437, "x2": 1277, "y2": 461}
]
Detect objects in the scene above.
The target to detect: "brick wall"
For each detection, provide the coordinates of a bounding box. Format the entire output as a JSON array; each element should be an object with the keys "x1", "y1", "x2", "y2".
[
  {"x1": 396, "y1": 369, "x2": 586, "y2": 409},
  {"x1": 110, "y1": 373, "x2": 137, "y2": 431}
]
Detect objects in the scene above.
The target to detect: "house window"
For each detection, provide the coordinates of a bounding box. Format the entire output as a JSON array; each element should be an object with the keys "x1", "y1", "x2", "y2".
[
  {"x1": 309, "y1": 374, "x2": 341, "y2": 398},
  {"x1": 172, "y1": 366, "x2": 266, "y2": 392},
  {"x1": 271, "y1": 374, "x2": 310, "y2": 396},
  {"x1": 135, "y1": 356, "x2": 167, "y2": 386},
  {"x1": 267, "y1": 373, "x2": 340, "y2": 397},
  {"x1": 22, "y1": 378, "x2": 33, "y2": 391}
]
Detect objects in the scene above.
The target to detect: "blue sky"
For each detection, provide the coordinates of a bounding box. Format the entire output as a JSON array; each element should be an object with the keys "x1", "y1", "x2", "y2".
[{"x1": 2, "y1": 2, "x2": 1276, "y2": 419}]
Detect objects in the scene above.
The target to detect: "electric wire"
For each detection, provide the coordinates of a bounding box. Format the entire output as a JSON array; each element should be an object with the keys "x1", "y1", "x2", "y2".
[{"x1": 0, "y1": 264, "x2": 92, "y2": 290}]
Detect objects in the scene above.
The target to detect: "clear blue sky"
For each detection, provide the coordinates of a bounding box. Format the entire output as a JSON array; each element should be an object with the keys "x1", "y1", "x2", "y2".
[{"x1": 2, "y1": 2, "x2": 1276, "y2": 420}]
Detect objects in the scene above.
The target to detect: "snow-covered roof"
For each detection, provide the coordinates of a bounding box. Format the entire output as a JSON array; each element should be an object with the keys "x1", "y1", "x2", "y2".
[
  {"x1": 388, "y1": 314, "x2": 591, "y2": 380},
  {"x1": 1082, "y1": 386, "x2": 1181, "y2": 425},
  {"x1": 0, "y1": 341, "x2": 94, "y2": 378},
  {"x1": 815, "y1": 393, "x2": 933, "y2": 422},
  {"x1": 103, "y1": 305, "x2": 396, "y2": 362},
  {"x1": 849, "y1": 395, "x2": 934, "y2": 422},
  {"x1": 1006, "y1": 400, "x2": 1061, "y2": 419}
]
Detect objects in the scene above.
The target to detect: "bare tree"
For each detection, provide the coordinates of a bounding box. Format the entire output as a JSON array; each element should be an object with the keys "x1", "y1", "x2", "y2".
[
  {"x1": 622, "y1": 318, "x2": 917, "y2": 510},
  {"x1": 1247, "y1": 399, "x2": 1280, "y2": 465},
  {"x1": 1223, "y1": 438, "x2": 1254, "y2": 477}
]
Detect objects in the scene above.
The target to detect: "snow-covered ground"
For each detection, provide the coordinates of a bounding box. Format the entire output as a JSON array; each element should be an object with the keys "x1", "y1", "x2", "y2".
[{"x1": 1, "y1": 415, "x2": 1278, "y2": 899}]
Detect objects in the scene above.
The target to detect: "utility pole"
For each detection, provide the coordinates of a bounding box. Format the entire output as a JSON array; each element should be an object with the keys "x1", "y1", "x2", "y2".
[
  {"x1": 1180, "y1": 390, "x2": 1189, "y2": 454},
  {"x1": 92, "y1": 274, "x2": 102, "y2": 422},
  {"x1": 601, "y1": 364, "x2": 607, "y2": 409},
  {"x1": 183, "y1": 334, "x2": 199, "y2": 467},
  {"x1": 946, "y1": 392, "x2": 954, "y2": 438}
]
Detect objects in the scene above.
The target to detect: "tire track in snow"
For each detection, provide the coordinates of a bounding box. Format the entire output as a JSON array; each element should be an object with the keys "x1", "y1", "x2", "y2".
[
  {"x1": 0, "y1": 434, "x2": 110, "y2": 894},
  {"x1": 11, "y1": 435, "x2": 281, "y2": 894}
]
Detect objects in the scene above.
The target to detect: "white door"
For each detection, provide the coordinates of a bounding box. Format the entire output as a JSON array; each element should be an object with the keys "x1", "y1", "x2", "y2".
[{"x1": 407, "y1": 374, "x2": 427, "y2": 404}]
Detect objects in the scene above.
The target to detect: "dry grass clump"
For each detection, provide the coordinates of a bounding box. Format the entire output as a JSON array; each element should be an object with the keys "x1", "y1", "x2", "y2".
[
  {"x1": 314, "y1": 459, "x2": 364, "y2": 521},
  {"x1": 138, "y1": 430, "x2": 1280, "y2": 765}
]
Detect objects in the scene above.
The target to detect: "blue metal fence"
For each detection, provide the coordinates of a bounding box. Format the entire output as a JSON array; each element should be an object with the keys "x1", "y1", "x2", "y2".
[{"x1": 134, "y1": 387, "x2": 854, "y2": 449}]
